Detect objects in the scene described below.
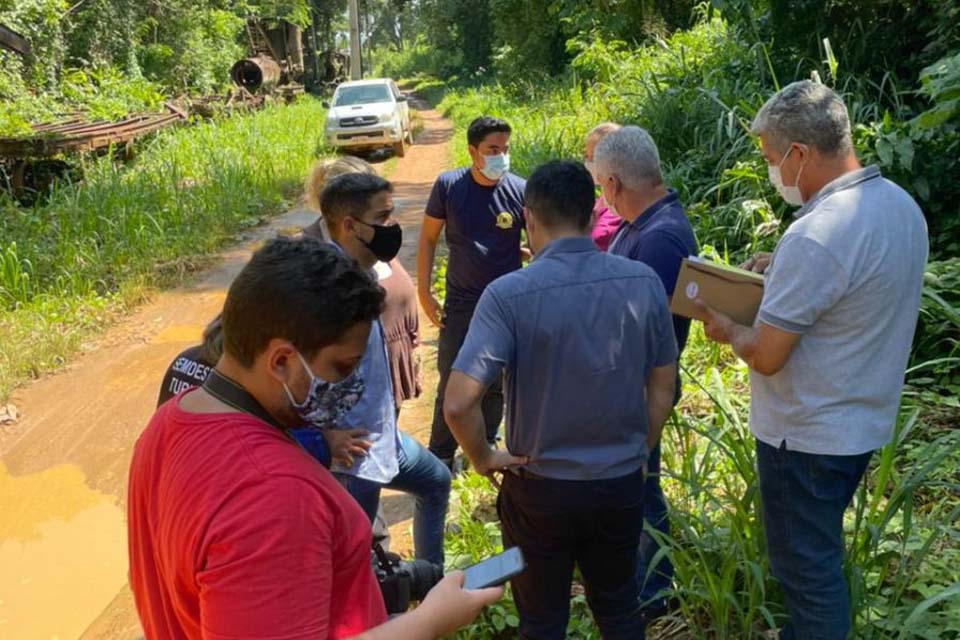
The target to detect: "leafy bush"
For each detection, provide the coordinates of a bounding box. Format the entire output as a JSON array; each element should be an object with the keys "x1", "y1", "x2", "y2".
[{"x1": 373, "y1": 39, "x2": 462, "y2": 82}]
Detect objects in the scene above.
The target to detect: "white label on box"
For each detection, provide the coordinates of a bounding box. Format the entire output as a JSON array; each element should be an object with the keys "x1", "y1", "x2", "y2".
[{"x1": 685, "y1": 281, "x2": 699, "y2": 299}]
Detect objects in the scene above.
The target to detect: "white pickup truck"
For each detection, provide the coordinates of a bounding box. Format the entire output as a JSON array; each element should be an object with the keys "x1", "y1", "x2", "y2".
[{"x1": 323, "y1": 78, "x2": 412, "y2": 157}]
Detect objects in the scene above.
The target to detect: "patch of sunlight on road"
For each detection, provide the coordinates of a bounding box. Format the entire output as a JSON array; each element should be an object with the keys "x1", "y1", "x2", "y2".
[
  {"x1": 150, "y1": 324, "x2": 203, "y2": 344},
  {"x1": 0, "y1": 461, "x2": 127, "y2": 640}
]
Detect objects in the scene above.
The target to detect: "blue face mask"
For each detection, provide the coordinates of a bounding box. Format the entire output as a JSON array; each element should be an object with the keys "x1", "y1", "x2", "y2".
[
  {"x1": 480, "y1": 153, "x2": 510, "y2": 181},
  {"x1": 283, "y1": 351, "x2": 364, "y2": 429}
]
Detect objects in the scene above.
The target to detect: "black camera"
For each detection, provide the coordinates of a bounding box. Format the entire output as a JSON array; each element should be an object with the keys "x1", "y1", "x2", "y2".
[{"x1": 372, "y1": 543, "x2": 444, "y2": 614}]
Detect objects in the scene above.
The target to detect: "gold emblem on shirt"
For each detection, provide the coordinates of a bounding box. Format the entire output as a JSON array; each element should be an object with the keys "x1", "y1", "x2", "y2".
[{"x1": 495, "y1": 212, "x2": 514, "y2": 230}]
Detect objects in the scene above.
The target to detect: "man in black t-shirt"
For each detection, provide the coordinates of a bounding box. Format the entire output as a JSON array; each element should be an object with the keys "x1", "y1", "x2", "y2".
[{"x1": 417, "y1": 116, "x2": 527, "y2": 470}]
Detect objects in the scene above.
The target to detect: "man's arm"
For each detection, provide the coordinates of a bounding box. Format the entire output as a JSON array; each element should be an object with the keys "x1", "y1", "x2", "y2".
[
  {"x1": 349, "y1": 572, "x2": 503, "y2": 640},
  {"x1": 417, "y1": 216, "x2": 446, "y2": 328},
  {"x1": 646, "y1": 362, "x2": 677, "y2": 449},
  {"x1": 444, "y1": 372, "x2": 526, "y2": 481},
  {"x1": 696, "y1": 302, "x2": 801, "y2": 376},
  {"x1": 442, "y1": 287, "x2": 527, "y2": 483},
  {"x1": 698, "y1": 235, "x2": 846, "y2": 375}
]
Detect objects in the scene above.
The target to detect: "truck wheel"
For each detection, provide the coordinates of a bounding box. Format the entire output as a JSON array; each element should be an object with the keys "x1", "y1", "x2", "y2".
[{"x1": 393, "y1": 140, "x2": 406, "y2": 158}]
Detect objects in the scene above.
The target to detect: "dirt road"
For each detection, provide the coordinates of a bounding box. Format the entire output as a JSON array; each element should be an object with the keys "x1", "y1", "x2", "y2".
[{"x1": 0, "y1": 98, "x2": 451, "y2": 640}]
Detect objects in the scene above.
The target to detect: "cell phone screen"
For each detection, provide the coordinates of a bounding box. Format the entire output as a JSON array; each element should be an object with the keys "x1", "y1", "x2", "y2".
[{"x1": 462, "y1": 546, "x2": 526, "y2": 590}]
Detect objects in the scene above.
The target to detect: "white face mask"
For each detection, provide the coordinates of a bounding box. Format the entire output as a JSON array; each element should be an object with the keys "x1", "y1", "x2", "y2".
[
  {"x1": 480, "y1": 153, "x2": 510, "y2": 181},
  {"x1": 768, "y1": 146, "x2": 805, "y2": 206}
]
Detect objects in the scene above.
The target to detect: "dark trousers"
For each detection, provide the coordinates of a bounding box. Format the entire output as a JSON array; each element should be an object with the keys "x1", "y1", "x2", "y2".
[
  {"x1": 756, "y1": 439, "x2": 872, "y2": 640},
  {"x1": 429, "y1": 307, "x2": 503, "y2": 461},
  {"x1": 498, "y1": 470, "x2": 647, "y2": 640},
  {"x1": 636, "y1": 442, "x2": 672, "y2": 604}
]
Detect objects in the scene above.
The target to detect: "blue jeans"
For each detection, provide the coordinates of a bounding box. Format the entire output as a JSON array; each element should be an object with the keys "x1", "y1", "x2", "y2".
[
  {"x1": 340, "y1": 431, "x2": 451, "y2": 565},
  {"x1": 756, "y1": 439, "x2": 872, "y2": 640},
  {"x1": 636, "y1": 442, "x2": 673, "y2": 606}
]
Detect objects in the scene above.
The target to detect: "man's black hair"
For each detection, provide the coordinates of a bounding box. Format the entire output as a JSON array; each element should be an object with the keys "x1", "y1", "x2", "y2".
[
  {"x1": 524, "y1": 161, "x2": 595, "y2": 232},
  {"x1": 222, "y1": 236, "x2": 384, "y2": 368},
  {"x1": 467, "y1": 116, "x2": 512, "y2": 148},
  {"x1": 319, "y1": 172, "x2": 393, "y2": 229}
]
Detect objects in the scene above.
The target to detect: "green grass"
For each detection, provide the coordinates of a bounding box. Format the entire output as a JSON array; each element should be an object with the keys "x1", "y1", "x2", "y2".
[{"x1": 0, "y1": 97, "x2": 331, "y2": 400}]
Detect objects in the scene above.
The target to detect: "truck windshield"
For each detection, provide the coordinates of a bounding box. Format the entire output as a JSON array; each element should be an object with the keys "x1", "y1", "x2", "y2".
[{"x1": 334, "y1": 84, "x2": 392, "y2": 106}]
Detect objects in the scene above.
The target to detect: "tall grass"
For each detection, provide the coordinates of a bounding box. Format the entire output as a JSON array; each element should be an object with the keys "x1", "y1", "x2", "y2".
[{"x1": 0, "y1": 97, "x2": 330, "y2": 399}]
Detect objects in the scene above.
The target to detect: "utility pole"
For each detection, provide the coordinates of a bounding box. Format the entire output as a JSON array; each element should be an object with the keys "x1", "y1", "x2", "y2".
[{"x1": 348, "y1": 0, "x2": 362, "y2": 80}]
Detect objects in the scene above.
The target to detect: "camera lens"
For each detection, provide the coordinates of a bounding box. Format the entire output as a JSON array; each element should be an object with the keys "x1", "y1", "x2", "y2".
[{"x1": 401, "y1": 560, "x2": 444, "y2": 602}]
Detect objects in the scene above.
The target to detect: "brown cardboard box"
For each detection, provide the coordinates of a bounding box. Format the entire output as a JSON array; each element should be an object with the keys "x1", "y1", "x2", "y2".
[{"x1": 670, "y1": 257, "x2": 765, "y2": 326}]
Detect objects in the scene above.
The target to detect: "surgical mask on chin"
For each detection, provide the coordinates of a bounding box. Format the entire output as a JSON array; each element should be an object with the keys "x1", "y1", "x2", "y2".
[
  {"x1": 283, "y1": 351, "x2": 364, "y2": 430},
  {"x1": 480, "y1": 153, "x2": 510, "y2": 181},
  {"x1": 768, "y1": 147, "x2": 805, "y2": 206}
]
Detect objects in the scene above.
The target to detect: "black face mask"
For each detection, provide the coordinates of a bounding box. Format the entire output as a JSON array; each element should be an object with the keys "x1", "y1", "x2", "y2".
[{"x1": 355, "y1": 220, "x2": 403, "y2": 262}]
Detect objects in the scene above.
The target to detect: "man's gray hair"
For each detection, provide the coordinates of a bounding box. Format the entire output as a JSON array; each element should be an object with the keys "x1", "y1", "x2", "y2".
[
  {"x1": 593, "y1": 125, "x2": 663, "y2": 189},
  {"x1": 750, "y1": 80, "x2": 853, "y2": 156}
]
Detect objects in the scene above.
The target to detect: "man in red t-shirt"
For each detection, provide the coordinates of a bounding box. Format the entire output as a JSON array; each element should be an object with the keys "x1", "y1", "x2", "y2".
[{"x1": 128, "y1": 237, "x2": 502, "y2": 640}]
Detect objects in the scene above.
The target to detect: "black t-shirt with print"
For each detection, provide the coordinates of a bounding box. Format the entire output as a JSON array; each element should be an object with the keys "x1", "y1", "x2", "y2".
[{"x1": 156, "y1": 344, "x2": 215, "y2": 407}]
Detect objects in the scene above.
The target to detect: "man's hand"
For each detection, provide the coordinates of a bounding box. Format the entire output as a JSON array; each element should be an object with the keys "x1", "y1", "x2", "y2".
[
  {"x1": 472, "y1": 448, "x2": 529, "y2": 488},
  {"x1": 415, "y1": 571, "x2": 504, "y2": 638},
  {"x1": 740, "y1": 251, "x2": 772, "y2": 274},
  {"x1": 692, "y1": 298, "x2": 736, "y2": 344},
  {"x1": 321, "y1": 428, "x2": 372, "y2": 468},
  {"x1": 419, "y1": 290, "x2": 445, "y2": 328}
]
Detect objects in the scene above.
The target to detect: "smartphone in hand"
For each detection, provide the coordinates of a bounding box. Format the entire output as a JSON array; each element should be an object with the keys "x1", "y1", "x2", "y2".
[{"x1": 462, "y1": 546, "x2": 526, "y2": 590}]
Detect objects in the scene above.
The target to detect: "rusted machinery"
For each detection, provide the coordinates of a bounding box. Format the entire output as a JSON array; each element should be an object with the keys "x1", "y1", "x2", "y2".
[
  {"x1": 230, "y1": 17, "x2": 346, "y2": 95},
  {"x1": 0, "y1": 105, "x2": 188, "y2": 198},
  {"x1": 231, "y1": 18, "x2": 305, "y2": 96}
]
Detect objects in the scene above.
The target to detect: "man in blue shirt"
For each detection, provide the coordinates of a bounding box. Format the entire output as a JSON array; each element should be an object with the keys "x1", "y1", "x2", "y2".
[
  {"x1": 417, "y1": 116, "x2": 527, "y2": 470},
  {"x1": 594, "y1": 125, "x2": 698, "y2": 622},
  {"x1": 444, "y1": 161, "x2": 678, "y2": 639},
  {"x1": 307, "y1": 173, "x2": 451, "y2": 565}
]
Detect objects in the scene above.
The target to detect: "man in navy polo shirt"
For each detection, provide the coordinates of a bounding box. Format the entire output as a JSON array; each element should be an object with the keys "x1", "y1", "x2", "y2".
[
  {"x1": 417, "y1": 116, "x2": 527, "y2": 470},
  {"x1": 594, "y1": 125, "x2": 698, "y2": 623}
]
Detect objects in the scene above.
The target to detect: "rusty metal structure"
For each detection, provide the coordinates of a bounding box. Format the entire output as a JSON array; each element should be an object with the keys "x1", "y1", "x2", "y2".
[
  {"x1": 0, "y1": 105, "x2": 186, "y2": 159},
  {"x1": 0, "y1": 105, "x2": 187, "y2": 197},
  {"x1": 231, "y1": 18, "x2": 305, "y2": 94},
  {"x1": 231, "y1": 17, "x2": 346, "y2": 94}
]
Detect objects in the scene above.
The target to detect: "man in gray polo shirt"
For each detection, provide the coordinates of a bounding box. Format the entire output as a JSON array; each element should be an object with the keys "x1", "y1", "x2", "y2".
[
  {"x1": 698, "y1": 81, "x2": 928, "y2": 639},
  {"x1": 444, "y1": 160, "x2": 678, "y2": 639}
]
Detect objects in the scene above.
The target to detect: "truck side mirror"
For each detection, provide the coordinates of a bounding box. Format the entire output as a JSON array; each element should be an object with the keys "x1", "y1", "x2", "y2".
[
  {"x1": 322, "y1": 101, "x2": 331, "y2": 108},
  {"x1": 397, "y1": 95, "x2": 408, "y2": 102}
]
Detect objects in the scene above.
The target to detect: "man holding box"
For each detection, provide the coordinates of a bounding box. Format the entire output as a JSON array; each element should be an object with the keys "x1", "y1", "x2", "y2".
[
  {"x1": 593, "y1": 125, "x2": 698, "y2": 622},
  {"x1": 697, "y1": 81, "x2": 928, "y2": 639}
]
